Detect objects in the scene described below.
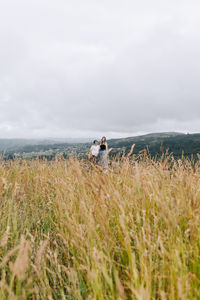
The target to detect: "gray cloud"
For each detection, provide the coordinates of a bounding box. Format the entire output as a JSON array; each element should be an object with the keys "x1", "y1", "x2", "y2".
[{"x1": 0, "y1": 0, "x2": 200, "y2": 138}]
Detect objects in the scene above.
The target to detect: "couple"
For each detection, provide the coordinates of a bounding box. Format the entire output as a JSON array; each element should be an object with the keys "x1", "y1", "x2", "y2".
[{"x1": 89, "y1": 136, "x2": 109, "y2": 168}]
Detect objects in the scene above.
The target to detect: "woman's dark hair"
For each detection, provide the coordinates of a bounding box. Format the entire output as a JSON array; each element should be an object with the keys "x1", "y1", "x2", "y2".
[
  {"x1": 101, "y1": 136, "x2": 106, "y2": 144},
  {"x1": 93, "y1": 140, "x2": 98, "y2": 144}
]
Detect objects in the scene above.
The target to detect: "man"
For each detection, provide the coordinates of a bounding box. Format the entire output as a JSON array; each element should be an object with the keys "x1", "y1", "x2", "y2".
[{"x1": 89, "y1": 140, "x2": 100, "y2": 164}]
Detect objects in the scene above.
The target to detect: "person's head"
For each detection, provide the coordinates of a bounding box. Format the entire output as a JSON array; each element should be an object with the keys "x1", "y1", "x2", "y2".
[
  {"x1": 93, "y1": 140, "x2": 98, "y2": 146},
  {"x1": 101, "y1": 136, "x2": 106, "y2": 144}
]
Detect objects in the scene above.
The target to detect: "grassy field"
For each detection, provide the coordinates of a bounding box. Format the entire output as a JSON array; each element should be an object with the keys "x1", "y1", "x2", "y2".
[{"x1": 0, "y1": 153, "x2": 200, "y2": 299}]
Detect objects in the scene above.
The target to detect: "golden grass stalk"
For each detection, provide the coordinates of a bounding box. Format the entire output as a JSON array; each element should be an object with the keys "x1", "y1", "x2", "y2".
[{"x1": 0, "y1": 154, "x2": 199, "y2": 299}]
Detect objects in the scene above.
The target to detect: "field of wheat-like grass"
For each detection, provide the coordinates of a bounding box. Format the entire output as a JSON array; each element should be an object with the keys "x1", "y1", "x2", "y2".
[{"x1": 0, "y1": 154, "x2": 200, "y2": 299}]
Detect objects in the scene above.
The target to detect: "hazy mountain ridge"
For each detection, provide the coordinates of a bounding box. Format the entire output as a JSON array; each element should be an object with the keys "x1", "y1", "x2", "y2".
[{"x1": 0, "y1": 138, "x2": 92, "y2": 152}]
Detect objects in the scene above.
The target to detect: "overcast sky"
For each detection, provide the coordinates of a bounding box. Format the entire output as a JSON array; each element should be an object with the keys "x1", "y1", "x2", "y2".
[{"x1": 0, "y1": 0, "x2": 200, "y2": 139}]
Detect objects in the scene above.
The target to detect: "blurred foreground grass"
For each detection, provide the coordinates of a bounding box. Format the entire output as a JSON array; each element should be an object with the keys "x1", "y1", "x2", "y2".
[{"x1": 0, "y1": 154, "x2": 200, "y2": 299}]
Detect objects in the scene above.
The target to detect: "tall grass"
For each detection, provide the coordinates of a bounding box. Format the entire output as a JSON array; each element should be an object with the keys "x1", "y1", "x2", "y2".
[{"x1": 0, "y1": 154, "x2": 200, "y2": 299}]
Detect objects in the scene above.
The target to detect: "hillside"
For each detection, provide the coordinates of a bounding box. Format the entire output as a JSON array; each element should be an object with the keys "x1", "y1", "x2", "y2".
[
  {"x1": 1, "y1": 132, "x2": 200, "y2": 159},
  {"x1": 109, "y1": 132, "x2": 200, "y2": 158}
]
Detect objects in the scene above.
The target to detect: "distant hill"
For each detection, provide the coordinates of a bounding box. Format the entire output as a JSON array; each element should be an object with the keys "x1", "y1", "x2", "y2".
[
  {"x1": 0, "y1": 139, "x2": 55, "y2": 152},
  {"x1": 0, "y1": 138, "x2": 92, "y2": 152},
  {"x1": 108, "y1": 132, "x2": 184, "y2": 145},
  {"x1": 108, "y1": 132, "x2": 200, "y2": 158},
  {"x1": 1, "y1": 132, "x2": 200, "y2": 160}
]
